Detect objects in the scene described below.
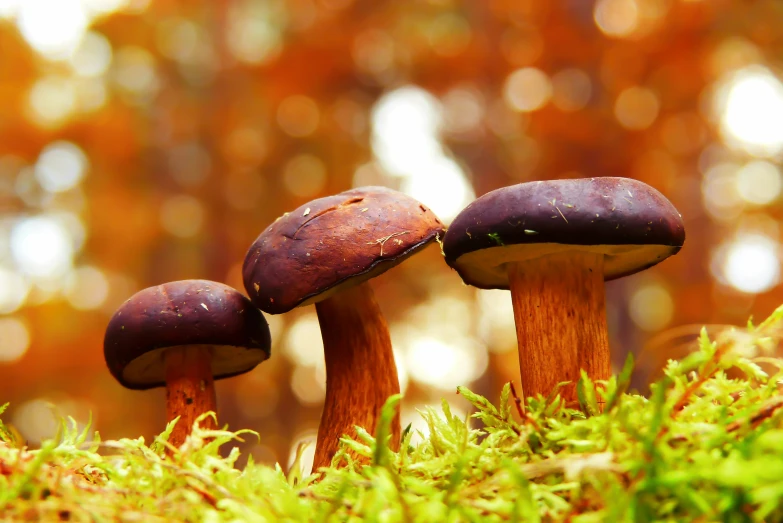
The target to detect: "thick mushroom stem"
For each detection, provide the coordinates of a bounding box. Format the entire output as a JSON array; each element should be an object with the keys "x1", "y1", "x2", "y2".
[
  {"x1": 506, "y1": 251, "x2": 611, "y2": 406},
  {"x1": 164, "y1": 345, "x2": 218, "y2": 448},
  {"x1": 312, "y1": 282, "x2": 401, "y2": 470}
]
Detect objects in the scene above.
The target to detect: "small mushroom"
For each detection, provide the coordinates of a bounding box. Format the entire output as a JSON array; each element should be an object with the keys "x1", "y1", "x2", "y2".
[
  {"x1": 243, "y1": 186, "x2": 444, "y2": 470},
  {"x1": 104, "y1": 280, "x2": 271, "y2": 448},
  {"x1": 443, "y1": 177, "x2": 685, "y2": 404}
]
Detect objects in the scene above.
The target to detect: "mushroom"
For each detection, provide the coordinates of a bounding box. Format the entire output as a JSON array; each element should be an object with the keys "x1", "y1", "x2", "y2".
[
  {"x1": 104, "y1": 279, "x2": 271, "y2": 448},
  {"x1": 243, "y1": 186, "x2": 444, "y2": 470},
  {"x1": 442, "y1": 177, "x2": 685, "y2": 405}
]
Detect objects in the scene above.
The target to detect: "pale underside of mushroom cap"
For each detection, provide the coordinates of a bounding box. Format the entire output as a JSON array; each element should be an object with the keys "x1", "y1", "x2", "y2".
[
  {"x1": 443, "y1": 177, "x2": 685, "y2": 289},
  {"x1": 104, "y1": 280, "x2": 271, "y2": 390}
]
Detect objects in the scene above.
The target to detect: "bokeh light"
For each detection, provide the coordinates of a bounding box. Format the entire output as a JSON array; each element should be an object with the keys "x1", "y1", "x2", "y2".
[
  {"x1": 34, "y1": 142, "x2": 89, "y2": 194},
  {"x1": 404, "y1": 336, "x2": 486, "y2": 390},
  {"x1": 702, "y1": 162, "x2": 744, "y2": 222},
  {"x1": 551, "y1": 69, "x2": 592, "y2": 112},
  {"x1": 227, "y1": 1, "x2": 284, "y2": 65},
  {"x1": 12, "y1": 399, "x2": 61, "y2": 444},
  {"x1": 477, "y1": 289, "x2": 517, "y2": 353},
  {"x1": 12, "y1": 397, "x2": 93, "y2": 445},
  {"x1": 717, "y1": 66, "x2": 783, "y2": 157},
  {"x1": 11, "y1": 215, "x2": 76, "y2": 279},
  {"x1": 159, "y1": 195, "x2": 205, "y2": 238},
  {"x1": 441, "y1": 87, "x2": 485, "y2": 136},
  {"x1": 372, "y1": 87, "x2": 442, "y2": 176},
  {"x1": 615, "y1": 87, "x2": 659, "y2": 130},
  {"x1": 283, "y1": 313, "x2": 324, "y2": 368},
  {"x1": 0, "y1": 0, "x2": 19, "y2": 18},
  {"x1": 713, "y1": 235, "x2": 781, "y2": 294},
  {"x1": 397, "y1": 158, "x2": 474, "y2": 223},
  {"x1": 74, "y1": 77, "x2": 108, "y2": 113},
  {"x1": 735, "y1": 161, "x2": 782, "y2": 206},
  {"x1": 112, "y1": 46, "x2": 159, "y2": 99},
  {"x1": 283, "y1": 154, "x2": 328, "y2": 198},
  {"x1": 0, "y1": 268, "x2": 30, "y2": 314},
  {"x1": 156, "y1": 18, "x2": 205, "y2": 64},
  {"x1": 64, "y1": 266, "x2": 110, "y2": 310},
  {"x1": 0, "y1": 317, "x2": 30, "y2": 363},
  {"x1": 353, "y1": 29, "x2": 395, "y2": 77},
  {"x1": 394, "y1": 349, "x2": 409, "y2": 395},
  {"x1": 27, "y1": 77, "x2": 79, "y2": 129},
  {"x1": 370, "y1": 87, "x2": 475, "y2": 222},
  {"x1": 82, "y1": 0, "x2": 131, "y2": 16},
  {"x1": 277, "y1": 96, "x2": 320, "y2": 138},
  {"x1": 629, "y1": 282, "x2": 674, "y2": 332},
  {"x1": 290, "y1": 365, "x2": 326, "y2": 405},
  {"x1": 17, "y1": 0, "x2": 88, "y2": 59},
  {"x1": 70, "y1": 31, "x2": 113, "y2": 77},
  {"x1": 392, "y1": 295, "x2": 489, "y2": 391},
  {"x1": 594, "y1": 0, "x2": 639, "y2": 38},
  {"x1": 709, "y1": 38, "x2": 762, "y2": 77},
  {"x1": 503, "y1": 68, "x2": 552, "y2": 113}
]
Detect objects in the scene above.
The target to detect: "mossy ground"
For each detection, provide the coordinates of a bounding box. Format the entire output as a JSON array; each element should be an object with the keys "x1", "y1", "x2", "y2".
[{"x1": 5, "y1": 308, "x2": 783, "y2": 522}]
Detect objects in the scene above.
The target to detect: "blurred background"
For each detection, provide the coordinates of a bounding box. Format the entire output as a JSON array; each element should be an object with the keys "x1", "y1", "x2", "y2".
[{"x1": 1, "y1": 0, "x2": 783, "y2": 470}]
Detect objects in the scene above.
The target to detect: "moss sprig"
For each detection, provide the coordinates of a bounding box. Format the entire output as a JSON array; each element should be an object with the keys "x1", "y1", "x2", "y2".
[{"x1": 5, "y1": 306, "x2": 783, "y2": 520}]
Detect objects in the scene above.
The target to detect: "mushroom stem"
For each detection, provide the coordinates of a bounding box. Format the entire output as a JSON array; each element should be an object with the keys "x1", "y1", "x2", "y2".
[
  {"x1": 506, "y1": 251, "x2": 611, "y2": 407},
  {"x1": 312, "y1": 282, "x2": 401, "y2": 470},
  {"x1": 164, "y1": 345, "x2": 217, "y2": 448}
]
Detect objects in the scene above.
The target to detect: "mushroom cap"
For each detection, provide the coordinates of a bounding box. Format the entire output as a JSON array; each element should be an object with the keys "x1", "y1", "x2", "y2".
[
  {"x1": 104, "y1": 280, "x2": 271, "y2": 390},
  {"x1": 243, "y1": 186, "x2": 445, "y2": 314},
  {"x1": 442, "y1": 177, "x2": 685, "y2": 289}
]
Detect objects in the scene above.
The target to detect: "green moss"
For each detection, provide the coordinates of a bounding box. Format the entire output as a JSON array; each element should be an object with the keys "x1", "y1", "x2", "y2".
[{"x1": 4, "y1": 307, "x2": 783, "y2": 521}]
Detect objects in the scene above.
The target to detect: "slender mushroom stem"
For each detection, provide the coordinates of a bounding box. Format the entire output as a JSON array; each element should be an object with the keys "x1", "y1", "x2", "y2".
[
  {"x1": 312, "y1": 282, "x2": 401, "y2": 470},
  {"x1": 164, "y1": 345, "x2": 217, "y2": 448},
  {"x1": 506, "y1": 251, "x2": 611, "y2": 406}
]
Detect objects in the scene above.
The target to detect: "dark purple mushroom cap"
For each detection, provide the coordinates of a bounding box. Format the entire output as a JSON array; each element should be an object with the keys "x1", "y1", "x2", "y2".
[
  {"x1": 243, "y1": 186, "x2": 445, "y2": 314},
  {"x1": 443, "y1": 177, "x2": 685, "y2": 289},
  {"x1": 104, "y1": 280, "x2": 271, "y2": 390}
]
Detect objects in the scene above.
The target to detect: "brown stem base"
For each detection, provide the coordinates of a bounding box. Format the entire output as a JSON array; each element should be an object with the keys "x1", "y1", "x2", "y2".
[
  {"x1": 312, "y1": 282, "x2": 401, "y2": 471},
  {"x1": 506, "y1": 251, "x2": 610, "y2": 405},
  {"x1": 164, "y1": 346, "x2": 217, "y2": 448}
]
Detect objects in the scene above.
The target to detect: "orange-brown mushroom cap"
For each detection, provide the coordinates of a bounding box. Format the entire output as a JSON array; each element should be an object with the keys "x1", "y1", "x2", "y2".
[{"x1": 242, "y1": 186, "x2": 445, "y2": 314}]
